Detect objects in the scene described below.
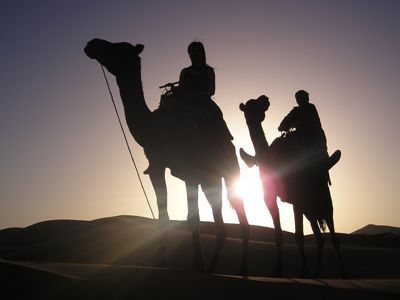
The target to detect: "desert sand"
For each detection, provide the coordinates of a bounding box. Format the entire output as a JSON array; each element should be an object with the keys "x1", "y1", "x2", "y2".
[{"x1": 0, "y1": 215, "x2": 399, "y2": 299}]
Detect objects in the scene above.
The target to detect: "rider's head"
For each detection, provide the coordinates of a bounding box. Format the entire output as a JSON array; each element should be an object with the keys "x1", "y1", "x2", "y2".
[
  {"x1": 188, "y1": 41, "x2": 206, "y2": 67},
  {"x1": 295, "y1": 90, "x2": 309, "y2": 107}
]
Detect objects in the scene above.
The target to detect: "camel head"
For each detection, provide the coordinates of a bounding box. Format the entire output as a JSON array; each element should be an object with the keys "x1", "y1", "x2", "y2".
[
  {"x1": 84, "y1": 38, "x2": 144, "y2": 77},
  {"x1": 239, "y1": 95, "x2": 270, "y2": 124}
]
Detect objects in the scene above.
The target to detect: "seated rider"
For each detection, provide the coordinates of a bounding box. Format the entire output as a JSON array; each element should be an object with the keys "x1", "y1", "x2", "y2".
[
  {"x1": 278, "y1": 90, "x2": 338, "y2": 180},
  {"x1": 177, "y1": 41, "x2": 233, "y2": 142},
  {"x1": 145, "y1": 41, "x2": 233, "y2": 176}
]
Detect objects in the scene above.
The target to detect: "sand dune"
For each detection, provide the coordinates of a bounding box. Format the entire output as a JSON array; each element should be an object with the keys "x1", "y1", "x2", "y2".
[
  {"x1": 0, "y1": 215, "x2": 399, "y2": 299},
  {"x1": 1, "y1": 215, "x2": 399, "y2": 278},
  {"x1": 352, "y1": 224, "x2": 400, "y2": 236}
]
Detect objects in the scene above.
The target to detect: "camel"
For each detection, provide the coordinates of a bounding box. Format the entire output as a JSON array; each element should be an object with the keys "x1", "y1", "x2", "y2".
[
  {"x1": 239, "y1": 95, "x2": 347, "y2": 277},
  {"x1": 84, "y1": 39, "x2": 249, "y2": 274}
]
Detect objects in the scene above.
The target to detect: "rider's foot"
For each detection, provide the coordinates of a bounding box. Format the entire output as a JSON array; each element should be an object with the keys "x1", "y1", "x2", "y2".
[
  {"x1": 328, "y1": 150, "x2": 341, "y2": 170},
  {"x1": 143, "y1": 165, "x2": 151, "y2": 175},
  {"x1": 239, "y1": 148, "x2": 257, "y2": 168}
]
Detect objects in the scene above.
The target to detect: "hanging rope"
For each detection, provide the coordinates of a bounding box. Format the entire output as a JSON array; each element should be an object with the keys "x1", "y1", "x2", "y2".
[{"x1": 100, "y1": 65, "x2": 155, "y2": 219}]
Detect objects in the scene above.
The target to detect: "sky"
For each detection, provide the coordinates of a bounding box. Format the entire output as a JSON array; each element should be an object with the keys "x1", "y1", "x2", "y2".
[{"x1": 1, "y1": 1, "x2": 399, "y2": 234}]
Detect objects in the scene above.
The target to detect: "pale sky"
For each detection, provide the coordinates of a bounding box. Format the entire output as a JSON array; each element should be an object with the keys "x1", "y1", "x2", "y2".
[{"x1": 1, "y1": 1, "x2": 399, "y2": 233}]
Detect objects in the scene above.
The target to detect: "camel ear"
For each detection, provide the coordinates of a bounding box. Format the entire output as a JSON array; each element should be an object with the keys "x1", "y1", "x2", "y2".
[
  {"x1": 239, "y1": 103, "x2": 245, "y2": 111},
  {"x1": 136, "y1": 44, "x2": 144, "y2": 54},
  {"x1": 258, "y1": 95, "x2": 270, "y2": 110}
]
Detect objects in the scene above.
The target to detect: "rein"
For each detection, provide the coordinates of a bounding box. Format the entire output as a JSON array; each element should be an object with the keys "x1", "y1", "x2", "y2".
[{"x1": 100, "y1": 65, "x2": 155, "y2": 219}]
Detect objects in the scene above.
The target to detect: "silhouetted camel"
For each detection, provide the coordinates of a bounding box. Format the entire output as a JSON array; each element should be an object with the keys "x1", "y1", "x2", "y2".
[
  {"x1": 84, "y1": 39, "x2": 249, "y2": 274},
  {"x1": 239, "y1": 95, "x2": 347, "y2": 278}
]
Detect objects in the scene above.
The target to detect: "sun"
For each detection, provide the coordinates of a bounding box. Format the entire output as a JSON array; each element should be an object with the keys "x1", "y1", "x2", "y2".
[
  {"x1": 232, "y1": 167, "x2": 273, "y2": 226},
  {"x1": 234, "y1": 168, "x2": 263, "y2": 199}
]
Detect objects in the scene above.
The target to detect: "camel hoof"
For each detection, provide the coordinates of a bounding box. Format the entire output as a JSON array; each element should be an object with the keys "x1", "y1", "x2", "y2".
[
  {"x1": 192, "y1": 256, "x2": 205, "y2": 273},
  {"x1": 206, "y1": 264, "x2": 215, "y2": 274},
  {"x1": 301, "y1": 266, "x2": 312, "y2": 278},
  {"x1": 272, "y1": 265, "x2": 283, "y2": 278},
  {"x1": 154, "y1": 257, "x2": 166, "y2": 268},
  {"x1": 239, "y1": 264, "x2": 248, "y2": 277},
  {"x1": 340, "y1": 268, "x2": 350, "y2": 279},
  {"x1": 314, "y1": 267, "x2": 321, "y2": 278}
]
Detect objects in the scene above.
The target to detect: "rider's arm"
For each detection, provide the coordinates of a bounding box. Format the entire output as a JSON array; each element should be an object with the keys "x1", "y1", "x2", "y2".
[
  {"x1": 205, "y1": 66, "x2": 215, "y2": 97},
  {"x1": 178, "y1": 68, "x2": 193, "y2": 98},
  {"x1": 278, "y1": 108, "x2": 298, "y2": 131},
  {"x1": 296, "y1": 104, "x2": 322, "y2": 130}
]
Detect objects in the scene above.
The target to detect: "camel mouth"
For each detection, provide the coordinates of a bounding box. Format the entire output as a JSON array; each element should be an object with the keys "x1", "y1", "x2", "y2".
[
  {"x1": 84, "y1": 38, "x2": 109, "y2": 59},
  {"x1": 84, "y1": 39, "x2": 144, "y2": 60}
]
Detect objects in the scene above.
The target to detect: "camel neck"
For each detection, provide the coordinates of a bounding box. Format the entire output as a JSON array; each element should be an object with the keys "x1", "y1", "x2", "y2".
[
  {"x1": 115, "y1": 63, "x2": 152, "y2": 147},
  {"x1": 247, "y1": 121, "x2": 269, "y2": 156},
  {"x1": 116, "y1": 66, "x2": 150, "y2": 116}
]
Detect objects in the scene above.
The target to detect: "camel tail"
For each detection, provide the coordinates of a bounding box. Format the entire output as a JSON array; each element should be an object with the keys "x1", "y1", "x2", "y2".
[{"x1": 318, "y1": 219, "x2": 327, "y2": 232}]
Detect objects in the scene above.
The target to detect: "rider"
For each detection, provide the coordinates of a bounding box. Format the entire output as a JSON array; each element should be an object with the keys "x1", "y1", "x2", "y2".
[
  {"x1": 145, "y1": 41, "x2": 233, "y2": 176},
  {"x1": 278, "y1": 90, "x2": 337, "y2": 181},
  {"x1": 177, "y1": 41, "x2": 233, "y2": 142}
]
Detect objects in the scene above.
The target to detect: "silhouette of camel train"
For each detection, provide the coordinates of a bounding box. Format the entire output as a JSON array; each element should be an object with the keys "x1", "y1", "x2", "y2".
[{"x1": 84, "y1": 38, "x2": 347, "y2": 278}]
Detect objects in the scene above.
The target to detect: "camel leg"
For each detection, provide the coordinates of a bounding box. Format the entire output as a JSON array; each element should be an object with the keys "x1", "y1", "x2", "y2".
[
  {"x1": 201, "y1": 177, "x2": 226, "y2": 273},
  {"x1": 225, "y1": 175, "x2": 249, "y2": 276},
  {"x1": 294, "y1": 205, "x2": 310, "y2": 277},
  {"x1": 261, "y1": 177, "x2": 283, "y2": 277},
  {"x1": 326, "y1": 216, "x2": 349, "y2": 278},
  {"x1": 149, "y1": 167, "x2": 169, "y2": 268},
  {"x1": 309, "y1": 220, "x2": 324, "y2": 278},
  {"x1": 186, "y1": 181, "x2": 204, "y2": 272}
]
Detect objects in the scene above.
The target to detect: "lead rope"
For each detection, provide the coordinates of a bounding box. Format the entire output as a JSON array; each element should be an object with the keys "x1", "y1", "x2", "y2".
[{"x1": 100, "y1": 65, "x2": 155, "y2": 219}]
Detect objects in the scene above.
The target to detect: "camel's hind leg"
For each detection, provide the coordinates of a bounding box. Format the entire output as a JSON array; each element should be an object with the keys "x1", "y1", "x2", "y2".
[
  {"x1": 326, "y1": 216, "x2": 349, "y2": 278},
  {"x1": 148, "y1": 167, "x2": 169, "y2": 268},
  {"x1": 294, "y1": 205, "x2": 311, "y2": 277},
  {"x1": 186, "y1": 181, "x2": 205, "y2": 272},
  {"x1": 201, "y1": 177, "x2": 226, "y2": 273},
  {"x1": 261, "y1": 176, "x2": 283, "y2": 276},
  {"x1": 225, "y1": 174, "x2": 250, "y2": 276},
  {"x1": 309, "y1": 220, "x2": 325, "y2": 277}
]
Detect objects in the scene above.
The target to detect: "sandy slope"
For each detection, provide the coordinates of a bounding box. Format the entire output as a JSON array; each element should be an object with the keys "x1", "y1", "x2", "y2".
[
  {"x1": 0, "y1": 259, "x2": 399, "y2": 300},
  {"x1": 1, "y1": 215, "x2": 399, "y2": 279},
  {"x1": 1, "y1": 216, "x2": 400, "y2": 299}
]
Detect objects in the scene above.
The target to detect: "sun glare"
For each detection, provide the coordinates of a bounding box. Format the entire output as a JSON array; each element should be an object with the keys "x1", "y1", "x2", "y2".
[
  {"x1": 234, "y1": 168, "x2": 263, "y2": 199},
  {"x1": 233, "y1": 167, "x2": 275, "y2": 227},
  {"x1": 233, "y1": 166, "x2": 295, "y2": 232},
  {"x1": 195, "y1": 162, "x2": 295, "y2": 231}
]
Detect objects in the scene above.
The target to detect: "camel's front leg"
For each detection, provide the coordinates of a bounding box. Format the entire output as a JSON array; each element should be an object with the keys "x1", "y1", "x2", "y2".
[
  {"x1": 309, "y1": 220, "x2": 324, "y2": 277},
  {"x1": 201, "y1": 177, "x2": 226, "y2": 273},
  {"x1": 326, "y1": 216, "x2": 349, "y2": 278},
  {"x1": 186, "y1": 181, "x2": 204, "y2": 272},
  {"x1": 149, "y1": 167, "x2": 169, "y2": 268}
]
